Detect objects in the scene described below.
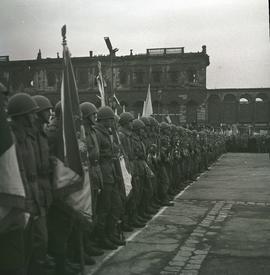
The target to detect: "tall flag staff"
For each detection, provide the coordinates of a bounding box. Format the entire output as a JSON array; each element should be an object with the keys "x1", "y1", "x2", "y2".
[{"x1": 54, "y1": 25, "x2": 93, "y2": 275}]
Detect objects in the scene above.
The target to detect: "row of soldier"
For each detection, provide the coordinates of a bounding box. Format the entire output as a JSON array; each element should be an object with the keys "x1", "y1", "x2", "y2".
[{"x1": 0, "y1": 92, "x2": 226, "y2": 275}]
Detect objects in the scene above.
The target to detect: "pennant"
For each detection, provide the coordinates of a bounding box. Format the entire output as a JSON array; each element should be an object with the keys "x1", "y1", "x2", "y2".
[
  {"x1": 0, "y1": 92, "x2": 28, "y2": 233},
  {"x1": 142, "y1": 84, "x2": 153, "y2": 116}
]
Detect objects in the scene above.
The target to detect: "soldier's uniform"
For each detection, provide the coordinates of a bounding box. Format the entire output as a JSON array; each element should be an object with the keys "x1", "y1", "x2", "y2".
[
  {"x1": 7, "y1": 93, "x2": 45, "y2": 275},
  {"x1": 94, "y1": 106, "x2": 124, "y2": 249},
  {"x1": 158, "y1": 122, "x2": 174, "y2": 206},
  {"x1": 32, "y1": 95, "x2": 53, "y2": 268},
  {"x1": 118, "y1": 112, "x2": 136, "y2": 231},
  {"x1": 0, "y1": 91, "x2": 28, "y2": 275},
  {"x1": 46, "y1": 101, "x2": 79, "y2": 275}
]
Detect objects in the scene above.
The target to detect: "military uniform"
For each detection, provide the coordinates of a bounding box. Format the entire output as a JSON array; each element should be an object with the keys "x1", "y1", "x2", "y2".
[
  {"x1": 94, "y1": 106, "x2": 124, "y2": 249},
  {"x1": 8, "y1": 93, "x2": 45, "y2": 275}
]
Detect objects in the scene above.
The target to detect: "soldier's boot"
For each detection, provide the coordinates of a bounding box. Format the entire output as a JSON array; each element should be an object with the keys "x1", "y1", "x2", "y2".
[
  {"x1": 145, "y1": 205, "x2": 157, "y2": 215},
  {"x1": 54, "y1": 255, "x2": 78, "y2": 275},
  {"x1": 122, "y1": 223, "x2": 134, "y2": 232},
  {"x1": 96, "y1": 229, "x2": 118, "y2": 250},
  {"x1": 83, "y1": 254, "x2": 96, "y2": 266},
  {"x1": 109, "y1": 234, "x2": 126, "y2": 246},
  {"x1": 98, "y1": 237, "x2": 118, "y2": 250},
  {"x1": 85, "y1": 244, "x2": 104, "y2": 256},
  {"x1": 131, "y1": 216, "x2": 146, "y2": 228}
]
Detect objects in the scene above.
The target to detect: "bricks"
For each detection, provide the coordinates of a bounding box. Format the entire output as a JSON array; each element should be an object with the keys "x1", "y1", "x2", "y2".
[{"x1": 161, "y1": 201, "x2": 236, "y2": 275}]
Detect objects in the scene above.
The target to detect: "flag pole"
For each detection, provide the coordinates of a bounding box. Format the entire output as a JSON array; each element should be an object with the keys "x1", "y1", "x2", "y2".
[{"x1": 61, "y1": 25, "x2": 86, "y2": 275}]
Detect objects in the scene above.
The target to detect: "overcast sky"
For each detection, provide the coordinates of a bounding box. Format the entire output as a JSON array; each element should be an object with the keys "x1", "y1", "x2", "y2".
[{"x1": 0, "y1": 0, "x2": 269, "y2": 89}]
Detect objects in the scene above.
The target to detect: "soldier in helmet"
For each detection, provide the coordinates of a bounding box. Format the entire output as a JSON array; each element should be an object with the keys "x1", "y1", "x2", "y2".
[
  {"x1": 94, "y1": 106, "x2": 125, "y2": 250},
  {"x1": 118, "y1": 112, "x2": 135, "y2": 232},
  {"x1": 131, "y1": 119, "x2": 155, "y2": 223},
  {"x1": 79, "y1": 101, "x2": 105, "y2": 257},
  {"x1": 0, "y1": 88, "x2": 28, "y2": 275},
  {"x1": 158, "y1": 122, "x2": 174, "y2": 206},
  {"x1": 7, "y1": 93, "x2": 45, "y2": 274},
  {"x1": 32, "y1": 95, "x2": 54, "y2": 271},
  {"x1": 46, "y1": 101, "x2": 81, "y2": 275}
]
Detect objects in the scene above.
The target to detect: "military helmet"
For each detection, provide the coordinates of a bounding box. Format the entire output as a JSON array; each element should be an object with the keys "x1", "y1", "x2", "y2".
[
  {"x1": 140, "y1": 116, "x2": 150, "y2": 126},
  {"x1": 119, "y1": 112, "x2": 134, "y2": 126},
  {"x1": 132, "y1": 119, "x2": 145, "y2": 130},
  {"x1": 97, "y1": 106, "x2": 114, "y2": 121},
  {"x1": 32, "y1": 95, "x2": 52, "y2": 112},
  {"x1": 54, "y1": 101, "x2": 61, "y2": 118},
  {"x1": 8, "y1": 93, "x2": 38, "y2": 117},
  {"x1": 148, "y1": 116, "x2": 159, "y2": 128},
  {"x1": 80, "y1": 102, "x2": 97, "y2": 119},
  {"x1": 160, "y1": 122, "x2": 170, "y2": 130}
]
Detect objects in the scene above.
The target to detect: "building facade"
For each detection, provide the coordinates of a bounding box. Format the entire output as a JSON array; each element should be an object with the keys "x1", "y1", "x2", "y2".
[{"x1": 0, "y1": 46, "x2": 269, "y2": 130}]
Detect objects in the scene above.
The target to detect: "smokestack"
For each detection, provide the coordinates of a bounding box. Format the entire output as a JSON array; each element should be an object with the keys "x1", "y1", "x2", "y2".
[{"x1": 89, "y1": 51, "x2": 93, "y2": 57}]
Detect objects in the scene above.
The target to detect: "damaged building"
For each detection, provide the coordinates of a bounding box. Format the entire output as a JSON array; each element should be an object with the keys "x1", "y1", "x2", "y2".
[{"x1": 0, "y1": 46, "x2": 269, "y2": 131}]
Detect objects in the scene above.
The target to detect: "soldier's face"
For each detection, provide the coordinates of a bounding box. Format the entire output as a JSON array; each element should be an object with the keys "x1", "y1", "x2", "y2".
[
  {"x1": 88, "y1": 113, "x2": 97, "y2": 124},
  {"x1": 102, "y1": 118, "x2": 113, "y2": 129},
  {"x1": 126, "y1": 120, "x2": 133, "y2": 131},
  {"x1": 21, "y1": 112, "x2": 36, "y2": 127},
  {"x1": 39, "y1": 109, "x2": 51, "y2": 124}
]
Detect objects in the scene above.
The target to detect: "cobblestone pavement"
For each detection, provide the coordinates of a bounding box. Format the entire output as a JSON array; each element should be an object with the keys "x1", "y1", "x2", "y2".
[{"x1": 86, "y1": 153, "x2": 270, "y2": 275}]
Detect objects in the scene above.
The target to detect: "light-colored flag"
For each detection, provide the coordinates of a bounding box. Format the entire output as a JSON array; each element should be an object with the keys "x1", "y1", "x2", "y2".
[
  {"x1": 142, "y1": 84, "x2": 153, "y2": 116},
  {"x1": 96, "y1": 61, "x2": 106, "y2": 107},
  {"x1": 0, "y1": 91, "x2": 29, "y2": 233}
]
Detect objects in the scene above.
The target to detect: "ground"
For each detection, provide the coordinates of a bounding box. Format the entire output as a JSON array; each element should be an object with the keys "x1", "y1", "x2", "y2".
[{"x1": 85, "y1": 153, "x2": 270, "y2": 275}]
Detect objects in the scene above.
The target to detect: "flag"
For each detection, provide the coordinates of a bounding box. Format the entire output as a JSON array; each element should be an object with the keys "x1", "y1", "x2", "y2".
[
  {"x1": 96, "y1": 61, "x2": 106, "y2": 107},
  {"x1": 0, "y1": 92, "x2": 28, "y2": 233},
  {"x1": 165, "y1": 114, "x2": 172, "y2": 124},
  {"x1": 142, "y1": 84, "x2": 153, "y2": 116},
  {"x1": 54, "y1": 26, "x2": 92, "y2": 222},
  {"x1": 113, "y1": 93, "x2": 120, "y2": 106}
]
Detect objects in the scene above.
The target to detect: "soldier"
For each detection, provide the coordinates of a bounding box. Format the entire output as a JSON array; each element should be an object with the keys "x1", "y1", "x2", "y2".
[
  {"x1": 147, "y1": 116, "x2": 163, "y2": 208},
  {"x1": 79, "y1": 102, "x2": 105, "y2": 256},
  {"x1": 158, "y1": 122, "x2": 174, "y2": 206},
  {"x1": 0, "y1": 87, "x2": 28, "y2": 275},
  {"x1": 132, "y1": 119, "x2": 155, "y2": 222},
  {"x1": 46, "y1": 101, "x2": 80, "y2": 275},
  {"x1": 7, "y1": 93, "x2": 45, "y2": 275},
  {"x1": 94, "y1": 106, "x2": 125, "y2": 250},
  {"x1": 32, "y1": 95, "x2": 54, "y2": 271},
  {"x1": 118, "y1": 112, "x2": 136, "y2": 231}
]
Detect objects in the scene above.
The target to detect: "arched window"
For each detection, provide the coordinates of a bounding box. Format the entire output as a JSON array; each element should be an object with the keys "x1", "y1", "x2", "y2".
[{"x1": 239, "y1": 97, "x2": 249, "y2": 104}]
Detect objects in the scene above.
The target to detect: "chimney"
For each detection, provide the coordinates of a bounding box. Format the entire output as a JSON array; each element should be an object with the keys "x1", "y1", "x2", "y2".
[
  {"x1": 89, "y1": 51, "x2": 93, "y2": 58},
  {"x1": 57, "y1": 52, "x2": 60, "y2": 58},
  {"x1": 202, "y1": 45, "x2": 207, "y2": 54},
  {"x1": 130, "y1": 49, "x2": 133, "y2": 56},
  {"x1": 37, "y1": 49, "x2": 42, "y2": 60}
]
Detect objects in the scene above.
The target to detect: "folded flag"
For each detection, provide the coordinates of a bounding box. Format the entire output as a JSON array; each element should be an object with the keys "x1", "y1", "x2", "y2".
[{"x1": 0, "y1": 91, "x2": 29, "y2": 233}]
